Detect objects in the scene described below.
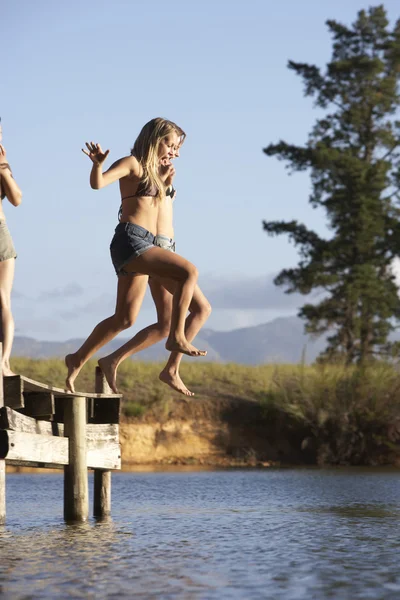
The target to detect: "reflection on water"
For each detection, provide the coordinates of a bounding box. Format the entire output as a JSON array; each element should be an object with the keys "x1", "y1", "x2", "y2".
[{"x1": 0, "y1": 469, "x2": 400, "y2": 598}]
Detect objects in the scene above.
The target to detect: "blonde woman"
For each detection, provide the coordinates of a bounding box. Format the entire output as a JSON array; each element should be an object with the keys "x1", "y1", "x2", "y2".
[
  {"x1": 65, "y1": 118, "x2": 206, "y2": 393},
  {"x1": 98, "y1": 147, "x2": 212, "y2": 396},
  {"x1": 0, "y1": 121, "x2": 22, "y2": 376}
]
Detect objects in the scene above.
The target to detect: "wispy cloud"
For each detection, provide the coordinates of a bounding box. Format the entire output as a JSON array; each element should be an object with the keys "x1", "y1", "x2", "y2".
[
  {"x1": 38, "y1": 283, "x2": 84, "y2": 301},
  {"x1": 200, "y1": 273, "x2": 305, "y2": 310}
]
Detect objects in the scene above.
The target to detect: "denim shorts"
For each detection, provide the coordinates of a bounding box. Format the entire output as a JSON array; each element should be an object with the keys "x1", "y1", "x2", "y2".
[
  {"x1": 154, "y1": 234, "x2": 176, "y2": 253},
  {"x1": 110, "y1": 222, "x2": 156, "y2": 276},
  {"x1": 0, "y1": 220, "x2": 17, "y2": 262}
]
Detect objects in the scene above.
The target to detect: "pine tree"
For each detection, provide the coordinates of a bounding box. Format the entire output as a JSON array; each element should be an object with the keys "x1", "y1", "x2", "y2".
[{"x1": 263, "y1": 5, "x2": 400, "y2": 364}]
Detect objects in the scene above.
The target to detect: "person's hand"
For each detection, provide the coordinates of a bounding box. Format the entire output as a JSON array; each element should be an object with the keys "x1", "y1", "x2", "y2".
[
  {"x1": 82, "y1": 142, "x2": 110, "y2": 165},
  {"x1": 0, "y1": 144, "x2": 8, "y2": 165},
  {"x1": 159, "y1": 161, "x2": 175, "y2": 186}
]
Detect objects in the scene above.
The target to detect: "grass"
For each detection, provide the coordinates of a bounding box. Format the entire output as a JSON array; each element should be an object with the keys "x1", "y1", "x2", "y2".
[{"x1": 9, "y1": 358, "x2": 400, "y2": 465}]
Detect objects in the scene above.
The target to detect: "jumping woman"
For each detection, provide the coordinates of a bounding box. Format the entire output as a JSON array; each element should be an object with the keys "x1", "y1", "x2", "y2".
[
  {"x1": 65, "y1": 118, "x2": 206, "y2": 393},
  {"x1": 98, "y1": 143, "x2": 211, "y2": 396}
]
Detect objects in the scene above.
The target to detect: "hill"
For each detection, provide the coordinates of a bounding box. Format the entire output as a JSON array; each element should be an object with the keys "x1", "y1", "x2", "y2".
[{"x1": 13, "y1": 316, "x2": 327, "y2": 363}]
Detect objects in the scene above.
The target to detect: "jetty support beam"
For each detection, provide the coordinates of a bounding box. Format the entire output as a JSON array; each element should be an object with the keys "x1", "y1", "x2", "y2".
[
  {"x1": 0, "y1": 344, "x2": 5, "y2": 525},
  {"x1": 64, "y1": 396, "x2": 88, "y2": 522},
  {"x1": 93, "y1": 367, "x2": 112, "y2": 519}
]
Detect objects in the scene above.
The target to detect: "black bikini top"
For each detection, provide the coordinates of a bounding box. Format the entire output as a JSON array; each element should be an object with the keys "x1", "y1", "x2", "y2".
[
  {"x1": 121, "y1": 176, "x2": 158, "y2": 202},
  {"x1": 118, "y1": 181, "x2": 176, "y2": 221}
]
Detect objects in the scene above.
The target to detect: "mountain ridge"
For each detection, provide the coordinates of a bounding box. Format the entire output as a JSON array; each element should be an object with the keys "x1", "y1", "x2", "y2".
[{"x1": 12, "y1": 315, "x2": 329, "y2": 364}]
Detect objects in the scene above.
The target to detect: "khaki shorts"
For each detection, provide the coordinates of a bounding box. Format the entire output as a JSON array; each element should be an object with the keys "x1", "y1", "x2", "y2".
[
  {"x1": 154, "y1": 234, "x2": 175, "y2": 252},
  {"x1": 0, "y1": 220, "x2": 17, "y2": 262}
]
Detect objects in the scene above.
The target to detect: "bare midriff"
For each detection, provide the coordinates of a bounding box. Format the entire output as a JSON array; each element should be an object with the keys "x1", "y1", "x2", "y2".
[
  {"x1": 0, "y1": 200, "x2": 6, "y2": 221},
  {"x1": 156, "y1": 195, "x2": 174, "y2": 239},
  {"x1": 118, "y1": 195, "x2": 159, "y2": 234}
]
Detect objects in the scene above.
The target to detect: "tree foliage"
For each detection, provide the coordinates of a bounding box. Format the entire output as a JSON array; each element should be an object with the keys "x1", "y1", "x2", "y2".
[{"x1": 263, "y1": 5, "x2": 400, "y2": 364}]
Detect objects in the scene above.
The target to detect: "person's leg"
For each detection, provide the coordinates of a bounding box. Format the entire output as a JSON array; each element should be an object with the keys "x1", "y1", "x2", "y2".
[
  {"x1": 0, "y1": 258, "x2": 15, "y2": 376},
  {"x1": 65, "y1": 274, "x2": 148, "y2": 392},
  {"x1": 159, "y1": 284, "x2": 211, "y2": 395},
  {"x1": 127, "y1": 247, "x2": 206, "y2": 357},
  {"x1": 98, "y1": 279, "x2": 173, "y2": 392}
]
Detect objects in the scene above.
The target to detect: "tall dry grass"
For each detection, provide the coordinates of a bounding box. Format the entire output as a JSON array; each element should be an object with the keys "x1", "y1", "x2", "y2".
[{"x1": 10, "y1": 358, "x2": 400, "y2": 465}]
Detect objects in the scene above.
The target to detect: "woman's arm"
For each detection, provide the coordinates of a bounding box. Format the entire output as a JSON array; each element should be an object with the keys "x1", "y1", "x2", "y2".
[
  {"x1": 83, "y1": 142, "x2": 139, "y2": 189},
  {"x1": 0, "y1": 146, "x2": 22, "y2": 207},
  {"x1": 1, "y1": 168, "x2": 22, "y2": 206},
  {"x1": 91, "y1": 157, "x2": 139, "y2": 189}
]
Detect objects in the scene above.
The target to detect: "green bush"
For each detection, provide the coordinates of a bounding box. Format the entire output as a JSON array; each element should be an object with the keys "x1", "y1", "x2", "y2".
[{"x1": 123, "y1": 402, "x2": 146, "y2": 418}]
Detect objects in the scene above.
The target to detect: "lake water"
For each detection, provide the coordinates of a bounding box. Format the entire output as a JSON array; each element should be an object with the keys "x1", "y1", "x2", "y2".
[{"x1": 0, "y1": 468, "x2": 399, "y2": 599}]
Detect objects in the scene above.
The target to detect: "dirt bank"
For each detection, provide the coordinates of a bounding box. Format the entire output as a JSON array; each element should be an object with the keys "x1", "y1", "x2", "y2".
[{"x1": 119, "y1": 396, "x2": 303, "y2": 467}]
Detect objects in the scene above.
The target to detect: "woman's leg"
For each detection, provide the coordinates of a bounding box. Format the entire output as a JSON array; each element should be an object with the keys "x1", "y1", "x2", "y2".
[
  {"x1": 0, "y1": 258, "x2": 15, "y2": 376},
  {"x1": 159, "y1": 284, "x2": 211, "y2": 395},
  {"x1": 98, "y1": 279, "x2": 173, "y2": 392},
  {"x1": 128, "y1": 247, "x2": 206, "y2": 357},
  {"x1": 65, "y1": 273, "x2": 148, "y2": 392}
]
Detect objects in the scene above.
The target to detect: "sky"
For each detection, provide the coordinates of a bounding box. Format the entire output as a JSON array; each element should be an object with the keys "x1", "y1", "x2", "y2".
[{"x1": 2, "y1": 0, "x2": 400, "y2": 342}]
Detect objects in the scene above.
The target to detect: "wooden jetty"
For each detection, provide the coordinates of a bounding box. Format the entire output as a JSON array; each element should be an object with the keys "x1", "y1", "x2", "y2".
[{"x1": 0, "y1": 354, "x2": 122, "y2": 524}]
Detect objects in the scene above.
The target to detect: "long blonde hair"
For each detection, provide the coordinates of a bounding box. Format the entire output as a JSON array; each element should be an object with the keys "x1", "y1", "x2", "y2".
[{"x1": 131, "y1": 118, "x2": 186, "y2": 201}]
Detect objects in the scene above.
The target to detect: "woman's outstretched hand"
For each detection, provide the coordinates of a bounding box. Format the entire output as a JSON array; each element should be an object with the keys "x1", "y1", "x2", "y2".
[{"x1": 82, "y1": 142, "x2": 110, "y2": 165}]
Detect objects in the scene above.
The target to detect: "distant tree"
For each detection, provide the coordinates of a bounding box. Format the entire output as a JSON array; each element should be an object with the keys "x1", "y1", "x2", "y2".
[{"x1": 263, "y1": 5, "x2": 400, "y2": 364}]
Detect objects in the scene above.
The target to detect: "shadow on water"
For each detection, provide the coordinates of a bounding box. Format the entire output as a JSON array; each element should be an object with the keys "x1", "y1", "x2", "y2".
[{"x1": 297, "y1": 503, "x2": 400, "y2": 519}]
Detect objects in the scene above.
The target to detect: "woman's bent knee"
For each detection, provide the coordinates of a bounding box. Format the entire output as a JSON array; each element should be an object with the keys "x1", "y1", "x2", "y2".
[
  {"x1": 114, "y1": 313, "x2": 137, "y2": 330},
  {"x1": 190, "y1": 297, "x2": 212, "y2": 319},
  {"x1": 158, "y1": 322, "x2": 171, "y2": 339},
  {"x1": 198, "y1": 300, "x2": 212, "y2": 321},
  {"x1": 203, "y1": 300, "x2": 212, "y2": 318},
  {"x1": 185, "y1": 263, "x2": 198, "y2": 282}
]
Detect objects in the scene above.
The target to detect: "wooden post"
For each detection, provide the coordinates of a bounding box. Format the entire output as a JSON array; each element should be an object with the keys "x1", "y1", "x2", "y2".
[
  {"x1": 0, "y1": 343, "x2": 5, "y2": 525},
  {"x1": 63, "y1": 396, "x2": 89, "y2": 522},
  {"x1": 93, "y1": 367, "x2": 111, "y2": 519}
]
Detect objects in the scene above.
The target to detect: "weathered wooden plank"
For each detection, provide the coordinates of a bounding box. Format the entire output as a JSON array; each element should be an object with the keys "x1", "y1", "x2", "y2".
[
  {"x1": 0, "y1": 407, "x2": 63, "y2": 436},
  {"x1": 87, "y1": 442, "x2": 121, "y2": 470},
  {"x1": 4, "y1": 376, "x2": 24, "y2": 409},
  {"x1": 0, "y1": 406, "x2": 119, "y2": 441},
  {"x1": 9, "y1": 374, "x2": 121, "y2": 400},
  {"x1": 24, "y1": 392, "x2": 55, "y2": 417},
  {"x1": 0, "y1": 429, "x2": 68, "y2": 464},
  {"x1": 86, "y1": 424, "x2": 119, "y2": 444},
  {"x1": 0, "y1": 429, "x2": 120, "y2": 470}
]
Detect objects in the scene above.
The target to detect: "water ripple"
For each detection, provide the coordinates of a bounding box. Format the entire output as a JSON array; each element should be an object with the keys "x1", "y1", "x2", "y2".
[{"x1": 0, "y1": 469, "x2": 399, "y2": 598}]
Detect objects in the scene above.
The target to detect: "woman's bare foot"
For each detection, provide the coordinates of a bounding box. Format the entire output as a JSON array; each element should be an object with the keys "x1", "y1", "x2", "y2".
[
  {"x1": 98, "y1": 357, "x2": 119, "y2": 394},
  {"x1": 65, "y1": 353, "x2": 81, "y2": 393},
  {"x1": 159, "y1": 368, "x2": 194, "y2": 396},
  {"x1": 2, "y1": 364, "x2": 16, "y2": 377},
  {"x1": 165, "y1": 337, "x2": 207, "y2": 357}
]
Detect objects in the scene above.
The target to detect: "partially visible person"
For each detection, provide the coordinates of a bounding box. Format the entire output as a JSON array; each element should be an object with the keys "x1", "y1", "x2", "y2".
[{"x1": 0, "y1": 120, "x2": 22, "y2": 376}]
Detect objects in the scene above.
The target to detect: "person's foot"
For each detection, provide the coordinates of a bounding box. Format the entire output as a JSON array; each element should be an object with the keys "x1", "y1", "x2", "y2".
[
  {"x1": 159, "y1": 368, "x2": 194, "y2": 396},
  {"x1": 98, "y1": 357, "x2": 119, "y2": 394},
  {"x1": 165, "y1": 337, "x2": 207, "y2": 357},
  {"x1": 2, "y1": 364, "x2": 16, "y2": 377},
  {"x1": 65, "y1": 354, "x2": 81, "y2": 393}
]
